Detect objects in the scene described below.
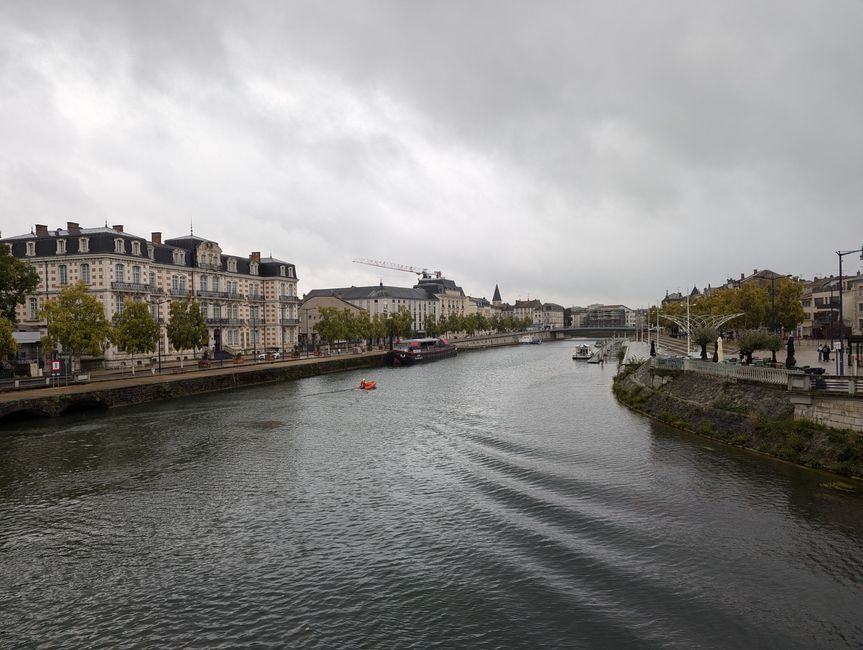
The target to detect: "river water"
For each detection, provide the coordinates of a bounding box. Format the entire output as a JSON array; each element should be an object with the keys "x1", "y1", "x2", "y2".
[{"x1": 1, "y1": 342, "x2": 861, "y2": 648}]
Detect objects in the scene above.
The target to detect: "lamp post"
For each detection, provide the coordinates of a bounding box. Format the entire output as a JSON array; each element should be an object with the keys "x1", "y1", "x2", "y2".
[
  {"x1": 836, "y1": 246, "x2": 863, "y2": 375},
  {"x1": 149, "y1": 297, "x2": 169, "y2": 373}
]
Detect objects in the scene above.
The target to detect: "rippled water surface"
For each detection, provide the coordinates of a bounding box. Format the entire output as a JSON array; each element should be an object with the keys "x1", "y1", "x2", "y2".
[{"x1": 2, "y1": 342, "x2": 862, "y2": 648}]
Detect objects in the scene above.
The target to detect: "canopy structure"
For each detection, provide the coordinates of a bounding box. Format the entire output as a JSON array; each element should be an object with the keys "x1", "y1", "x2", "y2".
[{"x1": 659, "y1": 313, "x2": 743, "y2": 337}]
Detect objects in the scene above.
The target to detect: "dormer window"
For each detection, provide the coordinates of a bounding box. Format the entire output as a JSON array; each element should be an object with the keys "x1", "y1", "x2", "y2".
[
  {"x1": 26, "y1": 241, "x2": 35, "y2": 256},
  {"x1": 227, "y1": 257, "x2": 237, "y2": 273},
  {"x1": 172, "y1": 249, "x2": 186, "y2": 265},
  {"x1": 147, "y1": 244, "x2": 154, "y2": 259},
  {"x1": 114, "y1": 238, "x2": 125, "y2": 254},
  {"x1": 288, "y1": 266, "x2": 294, "y2": 278},
  {"x1": 79, "y1": 237, "x2": 89, "y2": 253},
  {"x1": 279, "y1": 265, "x2": 286, "y2": 277},
  {"x1": 131, "y1": 241, "x2": 141, "y2": 256},
  {"x1": 56, "y1": 239, "x2": 66, "y2": 254},
  {"x1": 250, "y1": 262, "x2": 259, "y2": 276}
]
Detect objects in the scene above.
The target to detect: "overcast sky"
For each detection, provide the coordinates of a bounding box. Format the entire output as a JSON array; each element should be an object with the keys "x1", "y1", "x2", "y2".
[{"x1": 2, "y1": 1, "x2": 862, "y2": 308}]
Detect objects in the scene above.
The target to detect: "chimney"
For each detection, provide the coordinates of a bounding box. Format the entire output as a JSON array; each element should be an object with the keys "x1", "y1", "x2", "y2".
[
  {"x1": 753, "y1": 269, "x2": 758, "y2": 275},
  {"x1": 67, "y1": 222, "x2": 80, "y2": 234},
  {"x1": 112, "y1": 224, "x2": 124, "y2": 233},
  {"x1": 35, "y1": 224, "x2": 48, "y2": 236},
  {"x1": 250, "y1": 251, "x2": 261, "y2": 263},
  {"x1": 740, "y1": 273, "x2": 745, "y2": 280},
  {"x1": 151, "y1": 232, "x2": 162, "y2": 245}
]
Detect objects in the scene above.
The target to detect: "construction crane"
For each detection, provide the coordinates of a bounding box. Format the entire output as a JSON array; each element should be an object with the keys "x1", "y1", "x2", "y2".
[{"x1": 353, "y1": 258, "x2": 443, "y2": 279}]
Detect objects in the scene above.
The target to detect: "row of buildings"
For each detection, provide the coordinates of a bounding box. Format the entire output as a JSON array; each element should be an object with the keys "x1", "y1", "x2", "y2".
[
  {"x1": 662, "y1": 268, "x2": 863, "y2": 340},
  {"x1": 1, "y1": 223, "x2": 569, "y2": 370}
]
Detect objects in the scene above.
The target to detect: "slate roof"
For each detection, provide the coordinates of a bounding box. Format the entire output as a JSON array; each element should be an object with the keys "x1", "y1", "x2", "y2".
[
  {"x1": 2, "y1": 226, "x2": 297, "y2": 278},
  {"x1": 304, "y1": 285, "x2": 437, "y2": 302}
]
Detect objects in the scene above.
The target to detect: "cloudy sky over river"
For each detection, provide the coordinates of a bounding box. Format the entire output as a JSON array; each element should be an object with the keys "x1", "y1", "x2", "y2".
[{"x1": 2, "y1": 1, "x2": 861, "y2": 307}]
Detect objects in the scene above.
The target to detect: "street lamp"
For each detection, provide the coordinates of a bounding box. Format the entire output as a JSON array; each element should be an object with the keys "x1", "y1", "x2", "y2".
[
  {"x1": 836, "y1": 246, "x2": 863, "y2": 375},
  {"x1": 150, "y1": 297, "x2": 169, "y2": 373}
]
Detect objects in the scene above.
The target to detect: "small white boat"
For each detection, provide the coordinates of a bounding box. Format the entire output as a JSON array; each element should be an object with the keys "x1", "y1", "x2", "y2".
[
  {"x1": 519, "y1": 335, "x2": 542, "y2": 344},
  {"x1": 572, "y1": 344, "x2": 592, "y2": 360}
]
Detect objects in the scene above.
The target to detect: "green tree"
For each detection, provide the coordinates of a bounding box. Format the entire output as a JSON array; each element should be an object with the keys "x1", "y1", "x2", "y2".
[
  {"x1": 737, "y1": 328, "x2": 769, "y2": 365},
  {"x1": 315, "y1": 307, "x2": 350, "y2": 348},
  {"x1": 41, "y1": 281, "x2": 111, "y2": 373},
  {"x1": 370, "y1": 314, "x2": 387, "y2": 347},
  {"x1": 424, "y1": 313, "x2": 439, "y2": 337},
  {"x1": 774, "y1": 279, "x2": 806, "y2": 332},
  {"x1": 386, "y1": 307, "x2": 414, "y2": 345},
  {"x1": 0, "y1": 243, "x2": 39, "y2": 323},
  {"x1": 691, "y1": 325, "x2": 719, "y2": 361},
  {"x1": 0, "y1": 316, "x2": 17, "y2": 362},
  {"x1": 111, "y1": 300, "x2": 159, "y2": 375},
  {"x1": 166, "y1": 297, "x2": 208, "y2": 368}
]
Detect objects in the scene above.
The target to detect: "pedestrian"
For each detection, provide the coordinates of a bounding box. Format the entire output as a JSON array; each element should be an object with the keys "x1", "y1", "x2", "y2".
[
  {"x1": 818, "y1": 344, "x2": 823, "y2": 362},
  {"x1": 823, "y1": 345, "x2": 831, "y2": 362}
]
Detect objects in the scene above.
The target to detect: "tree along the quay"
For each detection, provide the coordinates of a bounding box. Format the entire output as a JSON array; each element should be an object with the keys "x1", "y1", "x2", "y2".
[
  {"x1": 0, "y1": 243, "x2": 39, "y2": 323},
  {"x1": 166, "y1": 297, "x2": 208, "y2": 368},
  {"x1": 110, "y1": 300, "x2": 159, "y2": 375},
  {"x1": 41, "y1": 281, "x2": 112, "y2": 373}
]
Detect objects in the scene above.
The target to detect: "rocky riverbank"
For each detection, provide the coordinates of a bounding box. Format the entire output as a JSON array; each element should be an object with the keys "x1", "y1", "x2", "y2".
[{"x1": 613, "y1": 360, "x2": 863, "y2": 481}]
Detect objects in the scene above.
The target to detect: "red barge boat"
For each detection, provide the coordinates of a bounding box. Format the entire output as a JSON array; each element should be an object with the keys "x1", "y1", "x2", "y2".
[{"x1": 386, "y1": 337, "x2": 458, "y2": 366}]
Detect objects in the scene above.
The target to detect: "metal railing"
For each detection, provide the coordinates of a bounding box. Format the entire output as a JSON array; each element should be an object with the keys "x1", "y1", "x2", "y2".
[
  {"x1": 655, "y1": 356, "x2": 863, "y2": 395},
  {"x1": 112, "y1": 282, "x2": 160, "y2": 293}
]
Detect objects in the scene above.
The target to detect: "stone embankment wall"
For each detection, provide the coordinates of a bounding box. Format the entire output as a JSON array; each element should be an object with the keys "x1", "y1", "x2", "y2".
[
  {"x1": 614, "y1": 362, "x2": 863, "y2": 479},
  {"x1": 0, "y1": 354, "x2": 385, "y2": 420},
  {"x1": 795, "y1": 398, "x2": 863, "y2": 434}
]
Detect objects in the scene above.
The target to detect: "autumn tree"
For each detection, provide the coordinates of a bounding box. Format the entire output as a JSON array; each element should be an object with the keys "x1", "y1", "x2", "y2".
[
  {"x1": 166, "y1": 297, "x2": 208, "y2": 368},
  {"x1": 111, "y1": 300, "x2": 159, "y2": 375},
  {"x1": 0, "y1": 316, "x2": 17, "y2": 362},
  {"x1": 41, "y1": 281, "x2": 112, "y2": 372},
  {"x1": 0, "y1": 243, "x2": 39, "y2": 322}
]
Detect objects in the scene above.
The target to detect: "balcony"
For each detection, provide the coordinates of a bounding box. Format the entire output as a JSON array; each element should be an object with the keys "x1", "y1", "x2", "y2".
[
  {"x1": 112, "y1": 282, "x2": 159, "y2": 294},
  {"x1": 205, "y1": 317, "x2": 248, "y2": 326},
  {"x1": 247, "y1": 293, "x2": 265, "y2": 302},
  {"x1": 279, "y1": 295, "x2": 299, "y2": 303},
  {"x1": 280, "y1": 318, "x2": 300, "y2": 326},
  {"x1": 170, "y1": 289, "x2": 191, "y2": 297}
]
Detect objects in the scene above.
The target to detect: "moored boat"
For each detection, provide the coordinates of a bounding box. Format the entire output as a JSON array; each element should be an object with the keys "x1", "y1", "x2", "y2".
[
  {"x1": 386, "y1": 337, "x2": 458, "y2": 366},
  {"x1": 572, "y1": 343, "x2": 592, "y2": 360},
  {"x1": 519, "y1": 335, "x2": 543, "y2": 345}
]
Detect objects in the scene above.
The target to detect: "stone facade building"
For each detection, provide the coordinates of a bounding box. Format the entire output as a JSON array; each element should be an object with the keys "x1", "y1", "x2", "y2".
[{"x1": 2, "y1": 223, "x2": 299, "y2": 368}]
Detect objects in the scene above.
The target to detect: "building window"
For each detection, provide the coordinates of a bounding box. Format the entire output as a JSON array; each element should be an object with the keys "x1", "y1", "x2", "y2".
[
  {"x1": 147, "y1": 244, "x2": 154, "y2": 259},
  {"x1": 26, "y1": 241, "x2": 35, "y2": 256},
  {"x1": 56, "y1": 239, "x2": 66, "y2": 255},
  {"x1": 250, "y1": 262, "x2": 259, "y2": 276},
  {"x1": 288, "y1": 266, "x2": 294, "y2": 278},
  {"x1": 81, "y1": 263, "x2": 91, "y2": 285},
  {"x1": 200, "y1": 275, "x2": 208, "y2": 292},
  {"x1": 280, "y1": 265, "x2": 286, "y2": 277},
  {"x1": 179, "y1": 276, "x2": 187, "y2": 292},
  {"x1": 211, "y1": 276, "x2": 219, "y2": 293},
  {"x1": 227, "y1": 258, "x2": 237, "y2": 273},
  {"x1": 131, "y1": 241, "x2": 141, "y2": 256},
  {"x1": 79, "y1": 237, "x2": 89, "y2": 253},
  {"x1": 28, "y1": 297, "x2": 38, "y2": 320},
  {"x1": 116, "y1": 295, "x2": 124, "y2": 314},
  {"x1": 58, "y1": 264, "x2": 68, "y2": 285},
  {"x1": 132, "y1": 265, "x2": 141, "y2": 285},
  {"x1": 116, "y1": 263, "x2": 125, "y2": 283},
  {"x1": 114, "y1": 238, "x2": 125, "y2": 254},
  {"x1": 172, "y1": 275, "x2": 179, "y2": 292},
  {"x1": 149, "y1": 271, "x2": 156, "y2": 287},
  {"x1": 172, "y1": 249, "x2": 185, "y2": 265}
]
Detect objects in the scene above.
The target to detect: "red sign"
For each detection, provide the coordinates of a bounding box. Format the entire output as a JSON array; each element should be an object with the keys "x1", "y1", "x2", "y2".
[{"x1": 51, "y1": 360, "x2": 61, "y2": 373}]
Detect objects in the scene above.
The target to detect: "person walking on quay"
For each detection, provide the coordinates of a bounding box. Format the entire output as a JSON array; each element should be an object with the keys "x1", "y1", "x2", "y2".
[
  {"x1": 823, "y1": 344, "x2": 831, "y2": 362},
  {"x1": 818, "y1": 344, "x2": 824, "y2": 362}
]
